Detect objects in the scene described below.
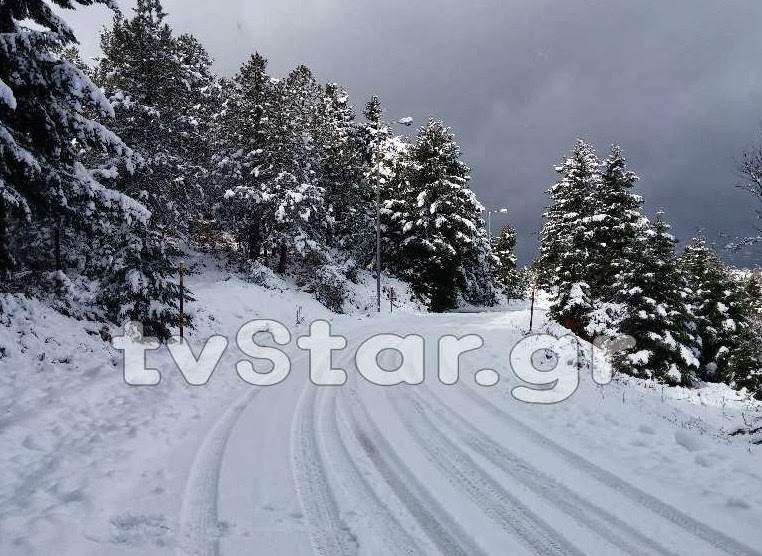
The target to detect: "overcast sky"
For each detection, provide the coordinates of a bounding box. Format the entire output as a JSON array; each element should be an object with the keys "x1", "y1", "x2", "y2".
[{"x1": 62, "y1": 0, "x2": 762, "y2": 265}]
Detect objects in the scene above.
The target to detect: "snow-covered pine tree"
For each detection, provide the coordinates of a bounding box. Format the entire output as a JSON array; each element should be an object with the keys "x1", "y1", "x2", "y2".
[
  {"x1": 96, "y1": 226, "x2": 187, "y2": 341},
  {"x1": 363, "y1": 96, "x2": 414, "y2": 275},
  {"x1": 84, "y1": 0, "x2": 207, "y2": 338},
  {"x1": 732, "y1": 271, "x2": 762, "y2": 396},
  {"x1": 613, "y1": 214, "x2": 699, "y2": 384},
  {"x1": 588, "y1": 145, "x2": 646, "y2": 301},
  {"x1": 386, "y1": 120, "x2": 494, "y2": 311},
  {"x1": 679, "y1": 235, "x2": 761, "y2": 390},
  {"x1": 216, "y1": 57, "x2": 328, "y2": 274},
  {"x1": 0, "y1": 0, "x2": 140, "y2": 277},
  {"x1": 725, "y1": 324, "x2": 762, "y2": 400},
  {"x1": 314, "y1": 83, "x2": 369, "y2": 260},
  {"x1": 172, "y1": 33, "x2": 217, "y2": 223},
  {"x1": 214, "y1": 53, "x2": 274, "y2": 261},
  {"x1": 95, "y1": 0, "x2": 214, "y2": 232},
  {"x1": 534, "y1": 140, "x2": 601, "y2": 336},
  {"x1": 266, "y1": 65, "x2": 328, "y2": 274},
  {"x1": 461, "y1": 229, "x2": 499, "y2": 307},
  {"x1": 742, "y1": 272, "x2": 762, "y2": 323},
  {"x1": 493, "y1": 223, "x2": 523, "y2": 297}
]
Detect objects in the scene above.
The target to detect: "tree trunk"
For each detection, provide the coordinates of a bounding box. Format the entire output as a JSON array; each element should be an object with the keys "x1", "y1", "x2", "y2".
[
  {"x1": 0, "y1": 5, "x2": 13, "y2": 33},
  {"x1": 277, "y1": 241, "x2": 288, "y2": 274},
  {"x1": 53, "y1": 225, "x2": 62, "y2": 271},
  {"x1": 0, "y1": 196, "x2": 7, "y2": 278},
  {"x1": 247, "y1": 222, "x2": 261, "y2": 261}
]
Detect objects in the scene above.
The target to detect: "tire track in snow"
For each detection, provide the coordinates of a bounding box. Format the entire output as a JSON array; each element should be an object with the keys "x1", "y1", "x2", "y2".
[
  {"x1": 456, "y1": 385, "x2": 762, "y2": 556},
  {"x1": 176, "y1": 388, "x2": 260, "y2": 556},
  {"x1": 411, "y1": 388, "x2": 677, "y2": 556},
  {"x1": 342, "y1": 387, "x2": 486, "y2": 556},
  {"x1": 291, "y1": 380, "x2": 357, "y2": 556},
  {"x1": 320, "y1": 388, "x2": 423, "y2": 555},
  {"x1": 389, "y1": 390, "x2": 585, "y2": 556}
]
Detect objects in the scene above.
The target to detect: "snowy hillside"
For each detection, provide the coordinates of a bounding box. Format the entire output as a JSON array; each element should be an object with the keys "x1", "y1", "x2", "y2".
[{"x1": 1, "y1": 258, "x2": 760, "y2": 555}]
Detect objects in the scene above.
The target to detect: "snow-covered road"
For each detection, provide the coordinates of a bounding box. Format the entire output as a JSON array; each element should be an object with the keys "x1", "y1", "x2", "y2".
[
  {"x1": 170, "y1": 314, "x2": 762, "y2": 556},
  {"x1": 2, "y1": 268, "x2": 762, "y2": 555}
]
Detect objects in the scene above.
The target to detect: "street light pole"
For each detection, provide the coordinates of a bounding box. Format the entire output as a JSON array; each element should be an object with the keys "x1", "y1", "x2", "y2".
[
  {"x1": 376, "y1": 133, "x2": 382, "y2": 313},
  {"x1": 484, "y1": 207, "x2": 509, "y2": 243}
]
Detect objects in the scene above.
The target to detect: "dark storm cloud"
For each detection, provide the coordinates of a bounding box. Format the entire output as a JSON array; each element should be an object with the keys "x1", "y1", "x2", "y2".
[{"x1": 63, "y1": 0, "x2": 762, "y2": 265}]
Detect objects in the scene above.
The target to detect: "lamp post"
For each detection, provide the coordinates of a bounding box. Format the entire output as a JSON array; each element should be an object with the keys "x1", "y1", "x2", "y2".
[
  {"x1": 375, "y1": 115, "x2": 413, "y2": 313},
  {"x1": 484, "y1": 207, "x2": 509, "y2": 243}
]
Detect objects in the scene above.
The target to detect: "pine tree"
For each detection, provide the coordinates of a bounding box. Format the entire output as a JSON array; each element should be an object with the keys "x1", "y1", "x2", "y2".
[
  {"x1": 535, "y1": 139, "x2": 601, "y2": 335},
  {"x1": 267, "y1": 65, "x2": 328, "y2": 273},
  {"x1": 679, "y1": 235, "x2": 761, "y2": 388},
  {"x1": 315, "y1": 84, "x2": 368, "y2": 259},
  {"x1": 385, "y1": 120, "x2": 494, "y2": 311},
  {"x1": 172, "y1": 32, "x2": 217, "y2": 223},
  {"x1": 213, "y1": 53, "x2": 274, "y2": 261},
  {"x1": 589, "y1": 146, "x2": 646, "y2": 300},
  {"x1": 215, "y1": 56, "x2": 328, "y2": 273},
  {"x1": 365, "y1": 96, "x2": 413, "y2": 273},
  {"x1": 742, "y1": 272, "x2": 762, "y2": 323},
  {"x1": 725, "y1": 325, "x2": 762, "y2": 399},
  {"x1": 0, "y1": 0, "x2": 143, "y2": 278},
  {"x1": 60, "y1": 44, "x2": 88, "y2": 73},
  {"x1": 96, "y1": 227, "x2": 188, "y2": 341},
  {"x1": 493, "y1": 223, "x2": 523, "y2": 296},
  {"x1": 95, "y1": 0, "x2": 214, "y2": 232},
  {"x1": 614, "y1": 215, "x2": 699, "y2": 384},
  {"x1": 91, "y1": 0, "x2": 209, "y2": 337}
]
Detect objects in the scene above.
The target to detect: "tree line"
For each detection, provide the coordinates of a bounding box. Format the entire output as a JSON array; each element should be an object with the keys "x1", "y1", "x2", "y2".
[
  {"x1": 1, "y1": 0, "x2": 515, "y2": 338},
  {"x1": 2, "y1": 0, "x2": 759, "y2": 398},
  {"x1": 534, "y1": 140, "x2": 762, "y2": 399}
]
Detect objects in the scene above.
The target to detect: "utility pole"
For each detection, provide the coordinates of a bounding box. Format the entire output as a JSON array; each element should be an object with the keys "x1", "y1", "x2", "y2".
[{"x1": 376, "y1": 129, "x2": 382, "y2": 313}]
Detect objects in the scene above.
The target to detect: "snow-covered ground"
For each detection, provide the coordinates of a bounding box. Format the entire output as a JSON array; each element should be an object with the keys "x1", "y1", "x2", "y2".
[{"x1": 1, "y1": 257, "x2": 761, "y2": 555}]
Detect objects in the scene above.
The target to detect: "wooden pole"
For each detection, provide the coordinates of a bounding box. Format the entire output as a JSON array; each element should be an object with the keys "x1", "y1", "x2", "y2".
[{"x1": 529, "y1": 286, "x2": 536, "y2": 332}]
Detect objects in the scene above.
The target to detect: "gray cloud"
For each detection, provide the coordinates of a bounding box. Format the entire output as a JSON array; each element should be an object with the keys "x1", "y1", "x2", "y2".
[{"x1": 62, "y1": 0, "x2": 762, "y2": 265}]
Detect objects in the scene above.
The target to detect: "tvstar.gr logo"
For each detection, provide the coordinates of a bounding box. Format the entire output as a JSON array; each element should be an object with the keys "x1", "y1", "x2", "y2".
[{"x1": 113, "y1": 320, "x2": 635, "y2": 404}]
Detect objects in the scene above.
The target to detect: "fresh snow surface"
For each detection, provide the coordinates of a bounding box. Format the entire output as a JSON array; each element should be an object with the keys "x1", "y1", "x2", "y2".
[{"x1": 1, "y1": 255, "x2": 761, "y2": 555}]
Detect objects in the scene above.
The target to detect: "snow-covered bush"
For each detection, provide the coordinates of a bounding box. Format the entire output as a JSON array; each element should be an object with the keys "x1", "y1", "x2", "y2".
[
  {"x1": 247, "y1": 262, "x2": 280, "y2": 289},
  {"x1": 310, "y1": 264, "x2": 347, "y2": 313}
]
